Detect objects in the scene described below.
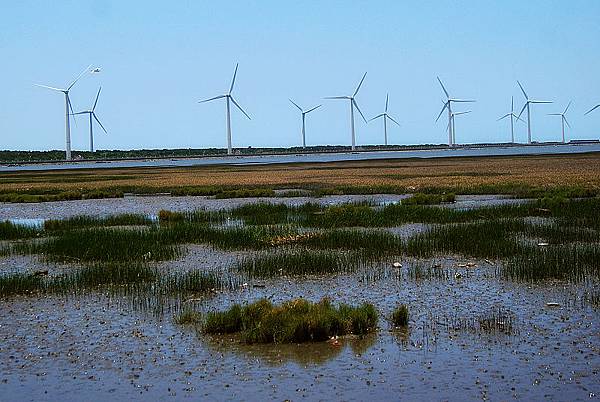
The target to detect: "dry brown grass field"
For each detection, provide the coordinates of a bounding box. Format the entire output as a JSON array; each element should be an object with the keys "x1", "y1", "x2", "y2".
[{"x1": 1, "y1": 153, "x2": 599, "y2": 194}]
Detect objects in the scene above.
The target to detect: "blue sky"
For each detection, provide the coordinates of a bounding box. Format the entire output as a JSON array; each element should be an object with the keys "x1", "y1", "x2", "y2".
[{"x1": 1, "y1": 0, "x2": 600, "y2": 151}]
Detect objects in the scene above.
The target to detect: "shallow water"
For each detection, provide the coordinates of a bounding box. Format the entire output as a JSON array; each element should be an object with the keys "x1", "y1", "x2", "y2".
[
  {"x1": 0, "y1": 196, "x2": 598, "y2": 400},
  {"x1": 2, "y1": 143, "x2": 599, "y2": 172},
  {"x1": 0, "y1": 259, "x2": 598, "y2": 401}
]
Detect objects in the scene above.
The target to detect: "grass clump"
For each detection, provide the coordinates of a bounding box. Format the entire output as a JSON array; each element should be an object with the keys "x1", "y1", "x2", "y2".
[
  {"x1": 44, "y1": 214, "x2": 151, "y2": 231},
  {"x1": 0, "y1": 221, "x2": 41, "y2": 240},
  {"x1": 161, "y1": 270, "x2": 225, "y2": 293},
  {"x1": 236, "y1": 249, "x2": 352, "y2": 278},
  {"x1": 175, "y1": 309, "x2": 203, "y2": 325},
  {"x1": 30, "y1": 227, "x2": 178, "y2": 263},
  {"x1": 202, "y1": 298, "x2": 378, "y2": 343},
  {"x1": 215, "y1": 188, "x2": 276, "y2": 199},
  {"x1": 0, "y1": 273, "x2": 45, "y2": 296},
  {"x1": 402, "y1": 193, "x2": 455, "y2": 205},
  {"x1": 391, "y1": 304, "x2": 409, "y2": 327}
]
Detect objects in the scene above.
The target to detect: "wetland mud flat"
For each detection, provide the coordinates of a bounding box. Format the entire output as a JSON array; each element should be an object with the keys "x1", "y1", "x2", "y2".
[{"x1": 0, "y1": 194, "x2": 598, "y2": 401}]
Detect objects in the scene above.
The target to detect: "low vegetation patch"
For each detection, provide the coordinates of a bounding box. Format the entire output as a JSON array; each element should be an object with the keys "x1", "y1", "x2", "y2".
[
  {"x1": 391, "y1": 304, "x2": 409, "y2": 327},
  {"x1": 201, "y1": 298, "x2": 378, "y2": 343},
  {"x1": 402, "y1": 192, "x2": 455, "y2": 205}
]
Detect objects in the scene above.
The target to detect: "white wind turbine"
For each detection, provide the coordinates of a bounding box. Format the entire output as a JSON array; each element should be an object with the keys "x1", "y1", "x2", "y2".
[
  {"x1": 548, "y1": 101, "x2": 572, "y2": 144},
  {"x1": 289, "y1": 100, "x2": 321, "y2": 148},
  {"x1": 36, "y1": 65, "x2": 93, "y2": 160},
  {"x1": 448, "y1": 110, "x2": 471, "y2": 145},
  {"x1": 516, "y1": 81, "x2": 552, "y2": 144},
  {"x1": 369, "y1": 94, "x2": 400, "y2": 146},
  {"x1": 199, "y1": 64, "x2": 251, "y2": 155},
  {"x1": 497, "y1": 96, "x2": 525, "y2": 143},
  {"x1": 71, "y1": 87, "x2": 107, "y2": 152},
  {"x1": 325, "y1": 72, "x2": 368, "y2": 151},
  {"x1": 435, "y1": 77, "x2": 475, "y2": 147}
]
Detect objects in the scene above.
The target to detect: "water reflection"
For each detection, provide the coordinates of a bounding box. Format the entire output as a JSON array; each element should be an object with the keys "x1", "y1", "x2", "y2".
[{"x1": 204, "y1": 333, "x2": 377, "y2": 366}]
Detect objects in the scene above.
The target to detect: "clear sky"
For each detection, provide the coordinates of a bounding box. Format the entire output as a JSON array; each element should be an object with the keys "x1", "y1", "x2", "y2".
[{"x1": 1, "y1": 0, "x2": 600, "y2": 151}]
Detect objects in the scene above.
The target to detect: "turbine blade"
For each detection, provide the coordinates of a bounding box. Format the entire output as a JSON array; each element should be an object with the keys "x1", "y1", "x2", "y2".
[
  {"x1": 35, "y1": 84, "x2": 64, "y2": 92},
  {"x1": 67, "y1": 95, "x2": 77, "y2": 128},
  {"x1": 229, "y1": 63, "x2": 239, "y2": 94},
  {"x1": 289, "y1": 99, "x2": 303, "y2": 112},
  {"x1": 324, "y1": 96, "x2": 350, "y2": 99},
  {"x1": 385, "y1": 94, "x2": 389, "y2": 112},
  {"x1": 230, "y1": 96, "x2": 251, "y2": 120},
  {"x1": 564, "y1": 100, "x2": 572, "y2": 114},
  {"x1": 511, "y1": 96, "x2": 514, "y2": 112},
  {"x1": 305, "y1": 105, "x2": 321, "y2": 114},
  {"x1": 517, "y1": 80, "x2": 528, "y2": 100},
  {"x1": 497, "y1": 113, "x2": 511, "y2": 121},
  {"x1": 71, "y1": 111, "x2": 88, "y2": 116},
  {"x1": 564, "y1": 116, "x2": 572, "y2": 129},
  {"x1": 450, "y1": 99, "x2": 476, "y2": 103},
  {"x1": 585, "y1": 104, "x2": 600, "y2": 115},
  {"x1": 369, "y1": 113, "x2": 385, "y2": 122},
  {"x1": 547, "y1": 113, "x2": 562, "y2": 116},
  {"x1": 199, "y1": 95, "x2": 226, "y2": 103},
  {"x1": 353, "y1": 72, "x2": 367, "y2": 97},
  {"x1": 454, "y1": 111, "x2": 471, "y2": 116},
  {"x1": 93, "y1": 113, "x2": 108, "y2": 133},
  {"x1": 67, "y1": 64, "x2": 93, "y2": 90},
  {"x1": 387, "y1": 114, "x2": 401, "y2": 126},
  {"x1": 92, "y1": 87, "x2": 102, "y2": 111},
  {"x1": 435, "y1": 101, "x2": 449, "y2": 122},
  {"x1": 514, "y1": 113, "x2": 526, "y2": 123},
  {"x1": 353, "y1": 99, "x2": 367, "y2": 123},
  {"x1": 531, "y1": 100, "x2": 552, "y2": 104},
  {"x1": 437, "y1": 77, "x2": 449, "y2": 98},
  {"x1": 517, "y1": 102, "x2": 528, "y2": 119}
]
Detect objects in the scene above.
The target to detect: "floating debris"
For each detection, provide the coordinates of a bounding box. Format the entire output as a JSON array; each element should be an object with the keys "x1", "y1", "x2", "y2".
[
  {"x1": 545, "y1": 302, "x2": 560, "y2": 307},
  {"x1": 392, "y1": 262, "x2": 402, "y2": 268}
]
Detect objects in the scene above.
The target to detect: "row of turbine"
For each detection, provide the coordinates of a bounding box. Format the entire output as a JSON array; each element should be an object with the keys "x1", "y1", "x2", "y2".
[
  {"x1": 200, "y1": 64, "x2": 600, "y2": 154},
  {"x1": 37, "y1": 64, "x2": 600, "y2": 160},
  {"x1": 36, "y1": 65, "x2": 107, "y2": 159}
]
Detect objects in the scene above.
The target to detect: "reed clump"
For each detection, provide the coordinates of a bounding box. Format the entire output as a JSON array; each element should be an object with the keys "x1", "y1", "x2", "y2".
[
  {"x1": 0, "y1": 221, "x2": 41, "y2": 240},
  {"x1": 202, "y1": 297, "x2": 378, "y2": 343},
  {"x1": 44, "y1": 214, "x2": 151, "y2": 231},
  {"x1": 402, "y1": 192, "x2": 455, "y2": 205},
  {"x1": 391, "y1": 304, "x2": 409, "y2": 327}
]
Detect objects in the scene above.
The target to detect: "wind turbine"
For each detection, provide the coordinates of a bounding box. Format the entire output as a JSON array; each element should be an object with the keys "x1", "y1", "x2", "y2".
[
  {"x1": 199, "y1": 63, "x2": 251, "y2": 155},
  {"x1": 35, "y1": 65, "x2": 93, "y2": 160},
  {"x1": 548, "y1": 101, "x2": 572, "y2": 144},
  {"x1": 435, "y1": 77, "x2": 475, "y2": 147},
  {"x1": 516, "y1": 81, "x2": 552, "y2": 144},
  {"x1": 289, "y1": 100, "x2": 321, "y2": 148},
  {"x1": 369, "y1": 94, "x2": 400, "y2": 146},
  {"x1": 448, "y1": 110, "x2": 471, "y2": 145},
  {"x1": 498, "y1": 96, "x2": 525, "y2": 143},
  {"x1": 585, "y1": 104, "x2": 600, "y2": 116},
  {"x1": 71, "y1": 87, "x2": 107, "y2": 152},
  {"x1": 325, "y1": 72, "x2": 368, "y2": 151}
]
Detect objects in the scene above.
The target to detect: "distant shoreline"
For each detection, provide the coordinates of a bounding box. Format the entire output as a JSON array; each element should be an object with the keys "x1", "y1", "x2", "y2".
[{"x1": 1, "y1": 141, "x2": 600, "y2": 172}]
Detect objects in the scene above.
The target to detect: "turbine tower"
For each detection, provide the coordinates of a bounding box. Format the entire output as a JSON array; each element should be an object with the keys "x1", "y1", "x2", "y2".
[
  {"x1": 72, "y1": 87, "x2": 107, "y2": 152},
  {"x1": 448, "y1": 111, "x2": 471, "y2": 145},
  {"x1": 325, "y1": 72, "x2": 368, "y2": 151},
  {"x1": 585, "y1": 104, "x2": 600, "y2": 116},
  {"x1": 516, "y1": 81, "x2": 552, "y2": 144},
  {"x1": 199, "y1": 64, "x2": 251, "y2": 155},
  {"x1": 548, "y1": 101, "x2": 572, "y2": 144},
  {"x1": 498, "y1": 97, "x2": 524, "y2": 143},
  {"x1": 369, "y1": 94, "x2": 400, "y2": 146},
  {"x1": 435, "y1": 77, "x2": 475, "y2": 147},
  {"x1": 36, "y1": 65, "x2": 93, "y2": 160},
  {"x1": 289, "y1": 100, "x2": 321, "y2": 148}
]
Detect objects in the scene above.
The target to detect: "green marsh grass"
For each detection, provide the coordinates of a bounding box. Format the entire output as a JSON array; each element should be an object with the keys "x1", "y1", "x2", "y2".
[
  {"x1": 236, "y1": 249, "x2": 354, "y2": 278},
  {"x1": 30, "y1": 227, "x2": 179, "y2": 263},
  {"x1": 391, "y1": 304, "x2": 409, "y2": 327},
  {"x1": 44, "y1": 214, "x2": 152, "y2": 231},
  {"x1": 202, "y1": 297, "x2": 378, "y2": 343},
  {"x1": 0, "y1": 221, "x2": 41, "y2": 240}
]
